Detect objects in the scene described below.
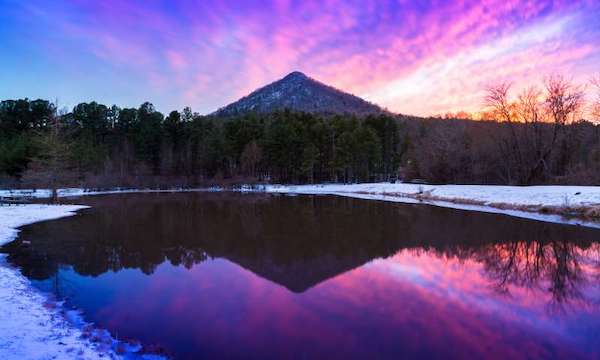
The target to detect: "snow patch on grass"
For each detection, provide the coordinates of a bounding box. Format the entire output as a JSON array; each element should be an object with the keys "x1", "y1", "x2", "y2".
[
  {"x1": 0, "y1": 187, "x2": 222, "y2": 200},
  {"x1": 4, "y1": 183, "x2": 600, "y2": 228},
  {"x1": 261, "y1": 183, "x2": 600, "y2": 228}
]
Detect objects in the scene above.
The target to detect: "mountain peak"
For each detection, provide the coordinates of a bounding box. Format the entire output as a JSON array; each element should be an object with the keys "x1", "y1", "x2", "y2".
[
  {"x1": 213, "y1": 72, "x2": 384, "y2": 117},
  {"x1": 283, "y1": 71, "x2": 308, "y2": 80}
]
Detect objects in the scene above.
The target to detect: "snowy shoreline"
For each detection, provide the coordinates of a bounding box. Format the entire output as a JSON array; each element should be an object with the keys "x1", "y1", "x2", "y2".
[
  {"x1": 3, "y1": 183, "x2": 600, "y2": 227},
  {"x1": 0, "y1": 205, "x2": 164, "y2": 359},
  {"x1": 0, "y1": 204, "x2": 121, "y2": 360},
  {"x1": 260, "y1": 183, "x2": 600, "y2": 228}
]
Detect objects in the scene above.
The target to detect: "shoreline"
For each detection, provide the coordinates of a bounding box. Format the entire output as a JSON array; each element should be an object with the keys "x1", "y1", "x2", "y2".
[
  {"x1": 3, "y1": 183, "x2": 600, "y2": 228},
  {"x1": 260, "y1": 184, "x2": 600, "y2": 228},
  {"x1": 0, "y1": 205, "x2": 161, "y2": 360},
  {"x1": 0, "y1": 204, "x2": 120, "y2": 360}
]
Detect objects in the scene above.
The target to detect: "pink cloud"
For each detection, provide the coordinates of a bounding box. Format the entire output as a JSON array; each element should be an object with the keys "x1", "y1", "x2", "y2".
[{"x1": 12, "y1": 0, "x2": 600, "y2": 115}]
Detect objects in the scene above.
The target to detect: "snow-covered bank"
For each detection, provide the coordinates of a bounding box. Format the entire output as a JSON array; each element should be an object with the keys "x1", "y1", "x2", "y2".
[
  {"x1": 0, "y1": 187, "x2": 221, "y2": 200},
  {"x1": 6, "y1": 183, "x2": 600, "y2": 208},
  {"x1": 3, "y1": 183, "x2": 600, "y2": 229},
  {"x1": 262, "y1": 183, "x2": 600, "y2": 228},
  {"x1": 0, "y1": 205, "x2": 132, "y2": 360}
]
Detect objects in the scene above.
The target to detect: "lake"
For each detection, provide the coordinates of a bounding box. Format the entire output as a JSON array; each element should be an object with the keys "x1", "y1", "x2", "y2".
[{"x1": 2, "y1": 193, "x2": 600, "y2": 359}]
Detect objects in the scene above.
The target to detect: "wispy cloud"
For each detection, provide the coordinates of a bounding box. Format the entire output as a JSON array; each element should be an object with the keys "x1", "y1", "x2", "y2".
[{"x1": 0, "y1": 0, "x2": 598, "y2": 115}]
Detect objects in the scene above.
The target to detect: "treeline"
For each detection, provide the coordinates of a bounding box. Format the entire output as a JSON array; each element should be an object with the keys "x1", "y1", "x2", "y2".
[
  {"x1": 1, "y1": 76, "x2": 600, "y2": 187},
  {"x1": 0, "y1": 100, "x2": 404, "y2": 187}
]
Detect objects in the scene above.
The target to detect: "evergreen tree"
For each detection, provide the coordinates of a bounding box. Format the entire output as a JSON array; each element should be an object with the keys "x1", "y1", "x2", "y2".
[{"x1": 21, "y1": 107, "x2": 74, "y2": 201}]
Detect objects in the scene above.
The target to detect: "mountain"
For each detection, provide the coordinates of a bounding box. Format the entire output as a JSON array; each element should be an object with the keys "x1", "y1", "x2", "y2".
[{"x1": 213, "y1": 71, "x2": 385, "y2": 117}]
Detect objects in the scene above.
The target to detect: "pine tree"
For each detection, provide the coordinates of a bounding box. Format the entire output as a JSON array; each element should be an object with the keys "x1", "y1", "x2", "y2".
[{"x1": 22, "y1": 107, "x2": 75, "y2": 202}]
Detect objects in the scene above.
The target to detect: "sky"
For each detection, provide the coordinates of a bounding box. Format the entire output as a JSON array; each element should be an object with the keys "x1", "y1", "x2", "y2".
[{"x1": 1, "y1": 0, "x2": 599, "y2": 116}]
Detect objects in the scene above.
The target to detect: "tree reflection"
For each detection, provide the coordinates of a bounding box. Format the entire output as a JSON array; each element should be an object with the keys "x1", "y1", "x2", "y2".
[
  {"x1": 474, "y1": 240, "x2": 600, "y2": 307},
  {"x1": 2, "y1": 192, "x2": 600, "y2": 305}
]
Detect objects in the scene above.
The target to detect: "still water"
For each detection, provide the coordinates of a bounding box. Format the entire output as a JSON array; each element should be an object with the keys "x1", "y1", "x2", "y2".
[{"x1": 3, "y1": 193, "x2": 600, "y2": 359}]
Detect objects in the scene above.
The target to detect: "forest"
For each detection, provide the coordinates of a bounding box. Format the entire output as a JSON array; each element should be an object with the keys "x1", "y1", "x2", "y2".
[{"x1": 1, "y1": 76, "x2": 600, "y2": 188}]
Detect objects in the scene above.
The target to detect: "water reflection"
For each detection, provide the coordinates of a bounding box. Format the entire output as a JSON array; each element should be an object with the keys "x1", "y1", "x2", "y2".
[
  {"x1": 5, "y1": 193, "x2": 599, "y2": 302},
  {"x1": 2, "y1": 193, "x2": 600, "y2": 359},
  {"x1": 477, "y1": 241, "x2": 600, "y2": 309}
]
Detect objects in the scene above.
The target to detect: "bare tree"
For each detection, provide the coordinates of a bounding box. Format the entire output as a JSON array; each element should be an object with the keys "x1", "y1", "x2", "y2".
[
  {"x1": 545, "y1": 75, "x2": 584, "y2": 126},
  {"x1": 534, "y1": 75, "x2": 585, "y2": 182},
  {"x1": 485, "y1": 76, "x2": 584, "y2": 184},
  {"x1": 485, "y1": 82, "x2": 523, "y2": 183},
  {"x1": 485, "y1": 82, "x2": 514, "y2": 123},
  {"x1": 516, "y1": 87, "x2": 544, "y2": 180},
  {"x1": 592, "y1": 75, "x2": 600, "y2": 123}
]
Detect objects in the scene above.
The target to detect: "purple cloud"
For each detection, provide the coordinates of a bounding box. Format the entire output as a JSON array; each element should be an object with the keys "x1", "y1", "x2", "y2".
[{"x1": 1, "y1": 0, "x2": 598, "y2": 115}]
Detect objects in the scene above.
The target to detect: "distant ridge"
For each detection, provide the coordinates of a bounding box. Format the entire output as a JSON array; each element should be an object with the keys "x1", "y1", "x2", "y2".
[{"x1": 213, "y1": 71, "x2": 385, "y2": 117}]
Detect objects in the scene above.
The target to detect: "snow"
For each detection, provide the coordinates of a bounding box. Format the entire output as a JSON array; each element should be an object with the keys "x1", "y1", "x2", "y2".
[
  {"x1": 0, "y1": 204, "x2": 120, "y2": 359},
  {"x1": 4, "y1": 183, "x2": 600, "y2": 208},
  {"x1": 0, "y1": 205, "x2": 162, "y2": 360},
  {"x1": 0, "y1": 187, "x2": 221, "y2": 199},
  {"x1": 3, "y1": 183, "x2": 600, "y2": 228},
  {"x1": 260, "y1": 183, "x2": 600, "y2": 228},
  {"x1": 0, "y1": 204, "x2": 88, "y2": 248},
  {"x1": 261, "y1": 183, "x2": 600, "y2": 207}
]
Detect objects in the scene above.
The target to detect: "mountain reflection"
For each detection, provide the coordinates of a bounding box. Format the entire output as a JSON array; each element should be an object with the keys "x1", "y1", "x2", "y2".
[{"x1": 3, "y1": 193, "x2": 600, "y2": 303}]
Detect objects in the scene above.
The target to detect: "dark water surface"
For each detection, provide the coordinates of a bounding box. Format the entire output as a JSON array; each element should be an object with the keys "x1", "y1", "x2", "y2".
[{"x1": 3, "y1": 193, "x2": 600, "y2": 359}]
